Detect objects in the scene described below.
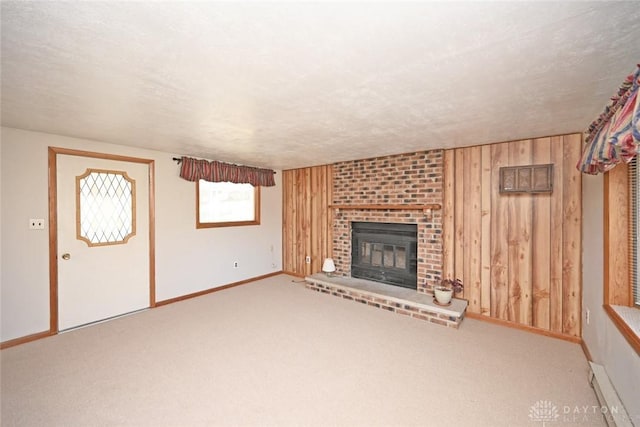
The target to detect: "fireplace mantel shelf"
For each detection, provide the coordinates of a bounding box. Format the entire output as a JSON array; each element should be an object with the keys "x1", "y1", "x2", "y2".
[{"x1": 329, "y1": 204, "x2": 441, "y2": 210}]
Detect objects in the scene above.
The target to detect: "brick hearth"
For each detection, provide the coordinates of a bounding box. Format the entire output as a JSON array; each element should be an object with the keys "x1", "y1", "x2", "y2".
[{"x1": 305, "y1": 273, "x2": 467, "y2": 328}]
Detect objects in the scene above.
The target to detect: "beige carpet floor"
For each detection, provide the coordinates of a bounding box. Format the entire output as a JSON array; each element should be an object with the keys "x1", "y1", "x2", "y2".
[{"x1": 1, "y1": 274, "x2": 604, "y2": 426}]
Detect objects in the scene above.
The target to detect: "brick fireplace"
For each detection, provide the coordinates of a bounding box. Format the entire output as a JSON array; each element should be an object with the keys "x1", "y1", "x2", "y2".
[{"x1": 332, "y1": 150, "x2": 443, "y2": 293}]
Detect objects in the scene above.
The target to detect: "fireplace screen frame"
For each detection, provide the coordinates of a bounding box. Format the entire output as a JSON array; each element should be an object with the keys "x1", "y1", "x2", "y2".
[{"x1": 351, "y1": 222, "x2": 418, "y2": 289}]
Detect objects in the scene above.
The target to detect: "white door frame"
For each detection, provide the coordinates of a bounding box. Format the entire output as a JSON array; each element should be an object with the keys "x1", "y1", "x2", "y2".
[{"x1": 48, "y1": 146, "x2": 156, "y2": 334}]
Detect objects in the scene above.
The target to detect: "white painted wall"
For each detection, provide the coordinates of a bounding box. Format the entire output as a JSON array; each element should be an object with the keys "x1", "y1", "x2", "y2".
[
  {"x1": 0, "y1": 127, "x2": 283, "y2": 342},
  {"x1": 582, "y1": 173, "x2": 640, "y2": 420}
]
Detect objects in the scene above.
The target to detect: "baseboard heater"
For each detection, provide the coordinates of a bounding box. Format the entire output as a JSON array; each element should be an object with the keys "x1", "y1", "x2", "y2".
[{"x1": 588, "y1": 362, "x2": 633, "y2": 427}]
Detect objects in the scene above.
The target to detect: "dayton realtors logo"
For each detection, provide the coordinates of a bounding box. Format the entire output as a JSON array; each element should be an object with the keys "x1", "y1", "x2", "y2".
[
  {"x1": 529, "y1": 400, "x2": 560, "y2": 425},
  {"x1": 529, "y1": 400, "x2": 628, "y2": 424}
]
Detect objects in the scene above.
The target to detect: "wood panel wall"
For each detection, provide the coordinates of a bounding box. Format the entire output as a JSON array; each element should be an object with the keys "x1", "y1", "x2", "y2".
[
  {"x1": 282, "y1": 165, "x2": 333, "y2": 277},
  {"x1": 604, "y1": 162, "x2": 630, "y2": 306},
  {"x1": 443, "y1": 134, "x2": 583, "y2": 338}
]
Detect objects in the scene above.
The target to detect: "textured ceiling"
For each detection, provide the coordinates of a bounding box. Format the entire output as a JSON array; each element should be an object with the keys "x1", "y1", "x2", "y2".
[{"x1": 1, "y1": 2, "x2": 639, "y2": 170}]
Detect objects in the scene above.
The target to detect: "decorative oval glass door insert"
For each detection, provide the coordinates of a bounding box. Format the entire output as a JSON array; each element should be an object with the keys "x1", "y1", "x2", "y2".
[{"x1": 76, "y1": 168, "x2": 136, "y2": 246}]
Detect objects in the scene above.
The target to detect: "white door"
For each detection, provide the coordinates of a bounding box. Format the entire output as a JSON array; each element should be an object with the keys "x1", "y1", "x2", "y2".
[{"x1": 57, "y1": 154, "x2": 150, "y2": 330}]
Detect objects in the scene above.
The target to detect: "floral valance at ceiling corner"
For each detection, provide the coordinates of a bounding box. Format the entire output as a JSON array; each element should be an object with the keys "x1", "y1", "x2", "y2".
[
  {"x1": 178, "y1": 156, "x2": 276, "y2": 187},
  {"x1": 577, "y1": 64, "x2": 640, "y2": 175}
]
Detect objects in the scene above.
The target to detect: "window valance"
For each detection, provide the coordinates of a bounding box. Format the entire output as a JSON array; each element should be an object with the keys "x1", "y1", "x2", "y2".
[
  {"x1": 178, "y1": 156, "x2": 276, "y2": 187},
  {"x1": 577, "y1": 64, "x2": 640, "y2": 175}
]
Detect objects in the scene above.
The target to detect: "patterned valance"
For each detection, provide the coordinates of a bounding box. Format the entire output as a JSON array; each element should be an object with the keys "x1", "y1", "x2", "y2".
[
  {"x1": 577, "y1": 64, "x2": 640, "y2": 175},
  {"x1": 179, "y1": 156, "x2": 276, "y2": 187}
]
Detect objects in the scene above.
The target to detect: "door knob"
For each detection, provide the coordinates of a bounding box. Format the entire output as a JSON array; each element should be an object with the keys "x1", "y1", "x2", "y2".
[{"x1": 61, "y1": 253, "x2": 71, "y2": 260}]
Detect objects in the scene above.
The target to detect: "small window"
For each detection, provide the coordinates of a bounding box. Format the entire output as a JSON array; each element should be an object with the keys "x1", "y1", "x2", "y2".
[
  {"x1": 76, "y1": 169, "x2": 136, "y2": 246},
  {"x1": 196, "y1": 180, "x2": 260, "y2": 228}
]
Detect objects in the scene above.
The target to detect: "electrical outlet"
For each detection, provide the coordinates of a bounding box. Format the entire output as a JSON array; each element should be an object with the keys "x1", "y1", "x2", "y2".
[
  {"x1": 29, "y1": 218, "x2": 45, "y2": 230},
  {"x1": 233, "y1": 261, "x2": 239, "y2": 268},
  {"x1": 586, "y1": 308, "x2": 590, "y2": 325},
  {"x1": 305, "y1": 256, "x2": 311, "y2": 264}
]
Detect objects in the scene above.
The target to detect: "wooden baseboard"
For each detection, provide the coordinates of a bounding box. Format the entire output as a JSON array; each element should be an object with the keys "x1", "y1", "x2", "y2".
[
  {"x1": 465, "y1": 312, "x2": 582, "y2": 344},
  {"x1": 2, "y1": 272, "x2": 285, "y2": 349},
  {"x1": 1, "y1": 330, "x2": 53, "y2": 350},
  {"x1": 580, "y1": 339, "x2": 593, "y2": 361},
  {"x1": 155, "y1": 271, "x2": 284, "y2": 307}
]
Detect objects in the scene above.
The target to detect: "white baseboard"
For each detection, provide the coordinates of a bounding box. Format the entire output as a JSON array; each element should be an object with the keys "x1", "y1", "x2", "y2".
[{"x1": 589, "y1": 362, "x2": 633, "y2": 427}]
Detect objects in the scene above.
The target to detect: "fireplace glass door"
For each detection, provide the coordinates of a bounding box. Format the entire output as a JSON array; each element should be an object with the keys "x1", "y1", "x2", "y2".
[{"x1": 351, "y1": 222, "x2": 417, "y2": 289}]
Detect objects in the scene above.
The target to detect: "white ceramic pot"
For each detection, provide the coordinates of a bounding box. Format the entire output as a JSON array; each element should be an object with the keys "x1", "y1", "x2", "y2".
[{"x1": 434, "y1": 287, "x2": 453, "y2": 305}]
